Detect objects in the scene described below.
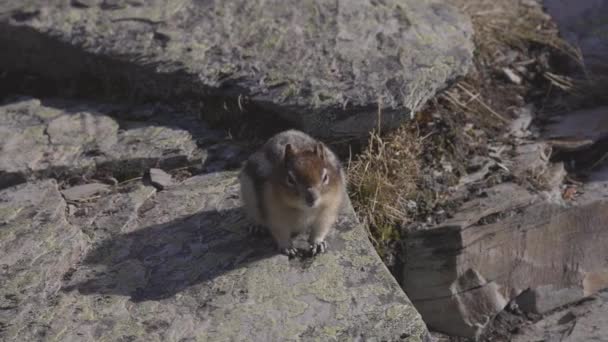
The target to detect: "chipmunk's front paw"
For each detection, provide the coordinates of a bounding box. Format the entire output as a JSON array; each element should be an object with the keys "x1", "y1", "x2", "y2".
[
  {"x1": 279, "y1": 247, "x2": 298, "y2": 257},
  {"x1": 309, "y1": 241, "x2": 327, "y2": 256}
]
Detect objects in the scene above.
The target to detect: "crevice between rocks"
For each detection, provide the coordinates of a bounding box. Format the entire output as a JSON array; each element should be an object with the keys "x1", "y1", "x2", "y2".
[{"x1": 0, "y1": 23, "x2": 294, "y2": 141}]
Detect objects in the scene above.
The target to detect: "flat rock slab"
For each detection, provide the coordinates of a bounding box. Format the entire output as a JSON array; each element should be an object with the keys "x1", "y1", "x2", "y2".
[
  {"x1": 513, "y1": 290, "x2": 608, "y2": 342},
  {"x1": 0, "y1": 180, "x2": 88, "y2": 338},
  {"x1": 0, "y1": 0, "x2": 473, "y2": 139},
  {"x1": 61, "y1": 182, "x2": 111, "y2": 201},
  {"x1": 0, "y1": 97, "x2": 218, "y2": 189},
  {"x1": 0, "y1": 172, "x2": 429, "y2": 341},
  {"x1": 542, "y1": 106, "x2": 608, "y2": 150},
  {"x1": 402, "y1": 169, "x2": 608, "y2": 339}
]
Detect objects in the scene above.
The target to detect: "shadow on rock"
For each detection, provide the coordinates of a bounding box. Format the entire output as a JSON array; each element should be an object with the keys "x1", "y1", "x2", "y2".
[{"x1": 63, "y1": 207, "x2": 277, "y2": 302}]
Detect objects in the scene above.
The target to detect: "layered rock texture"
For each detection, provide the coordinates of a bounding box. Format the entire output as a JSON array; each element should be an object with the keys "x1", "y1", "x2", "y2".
[
  {"x1": 401, "y1": 103, "x2": 608, "y2": 339},
  {"x1": 0, "y1": 0, "x2": 473, "y2": 139},
  {"x1": 512, "y1": 290, "x2": 608, "y2": 342},
  {"x1": 0, "y1": 0, "x2": 480, "y2": 338},
  {"x1": 397, "y1": 1, "x2": 608, "y2": 338},
  {"x1": 0, "y1": 98, "x2": 429, "y2": 341},
  {"x1": 0, "y1": 98, "x2": 216, "y2": 189}
]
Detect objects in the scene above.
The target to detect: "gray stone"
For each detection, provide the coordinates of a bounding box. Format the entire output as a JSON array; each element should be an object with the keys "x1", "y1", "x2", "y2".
[
  {"x1": 0, "y1": 97, "x2": 211, "y2": 189},
  {"x1": 0, "y1": 180, "x2": 88, "y2": 338},
  {"x1": 513, "y1": 290, "x2": 608, "y2": 342},
  {"x1": 0, "y1": 94, "x2": 416, "y2": 339},
  {"x1": 401, "y1": 96, "x2": 608, "y2": 338},
  {"x1": 0, "y1": 171, "x2": 430, "y2": 341},
  {"x1": 0, "y1": 0, "x2": 474, "y2": 139},
  {"x1": 70, "y1": 0, "x2": 97, "y2": 8},
  {"x1": 506, "y1": 142, "x2": 552, "y2": 180},
  {"x1": 544, "y1": 0, "x2": 608, "y2": 74},
  {"x1": 402, "y1": 162, "x2": 608, "y2": 338},
  {"x1": 516, "y1": 285, "x2": 585, "y2": 315},
  {"x1": 147, "y1": 168, "x2": 172, "y2": 190},
  {"x1": 502, "y1": 67, "x2": 522, "y2": 85},
  {"x1": 542, "y1": 106, "x2": 608, "y2": 151},
  {"x1": 61, "y1": 182, "x2": 111, "y2": 201},
  {"x1": 507, "y1": 106, "x2": 534, "y2": 139}
]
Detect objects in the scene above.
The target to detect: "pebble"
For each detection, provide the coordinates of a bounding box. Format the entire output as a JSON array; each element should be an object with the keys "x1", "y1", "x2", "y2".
[{"x1": 148, "y1": 168, "x2": 172, "y2": 190}]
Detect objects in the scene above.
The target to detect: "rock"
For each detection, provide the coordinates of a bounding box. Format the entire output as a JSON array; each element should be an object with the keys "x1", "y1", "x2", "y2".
[
  {"x1": 0, "y1": 180, "x2": 88, "y2": 338},
  {"x1": 543, "y1": 0, "x2": 608, "y2": 74},
  {"x1": 516, "y1": 285, "x2": 586, "y2": 314},
  {"x1": 542, "y1": 106, "x2": 608, "y2": 151},
  {"x1": 506, "y1": 142, "x2": 552, "y2": 180},
  {"x1": 401, "y1": 165, "x2": 608, "y2": 339},
  {"x1": 502, "y1": 67, "x2": 522, "y2": 85},
  {"x1": 0, "y1": 97, "x2": 213, "y2": 189},
  {"x1": 202, "y1": 143, "x2": 247, "y2": 172},
  {"x1": 61, "y1": 182, "x2": 111, "y2": 201},
  {"x1": 512, "y1": 290, "x2": 608, "y2": 342},
  {"x1": 147, "y1": 168, "x2": 172, "y2": 190},
  {"x1": 507, "y1": 106, "x2": 534, "y2": 139},
  {"x1": 70, "y1": 0, "x2": 96, "y2": 8},
  {"x1": 0, "y1": 94, "x2": 429, "y2": 339},
  {"x1": 0, "y1": 0, "x2": 474, "y2": 139},
  {"x1": 0, "y1": 171, "x2": 430, "y2": 341}
]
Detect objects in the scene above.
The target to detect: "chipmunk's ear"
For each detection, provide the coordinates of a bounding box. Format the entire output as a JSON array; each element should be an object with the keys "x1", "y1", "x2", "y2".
[
  {"x1": 284, "y1": 144, "x2": 296, "y2": 164},
  {"x1": 314, "y1": 143, "x2": 325, "y2": 160}
]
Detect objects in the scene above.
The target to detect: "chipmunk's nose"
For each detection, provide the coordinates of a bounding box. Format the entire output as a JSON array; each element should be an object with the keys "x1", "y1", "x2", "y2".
[{"x1": 305, "y1": 189, "x2": 319, "y2": 207}]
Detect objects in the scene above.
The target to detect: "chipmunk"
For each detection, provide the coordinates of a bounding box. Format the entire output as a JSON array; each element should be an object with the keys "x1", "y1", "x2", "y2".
[{"x1": 239, "y1": 129, "x2": 345, "y2": 257}]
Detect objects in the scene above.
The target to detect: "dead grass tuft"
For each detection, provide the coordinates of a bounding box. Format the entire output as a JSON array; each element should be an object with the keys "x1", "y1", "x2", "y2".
[
  {"x1": 347, "y1": 124, "x2": 421, "y2": 252},
  {"x1": 440, "y1": 80, "x2": 510, "y2": 125},
  {"x1": 449, "y1": 0, "x2": 582, "y2": 65},
  {"x1": 347, "y1": 0, "x2": 583, "y2": 260}
]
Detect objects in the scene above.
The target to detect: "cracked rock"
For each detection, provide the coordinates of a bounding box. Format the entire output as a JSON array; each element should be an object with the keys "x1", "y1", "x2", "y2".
[
  {"x1": 0, "y1": 97, "x2": 212, "y2": 189},
  {"x1": 0, "y1": 171, "x2": 430, "y2": 341},
  {"x1": 0, "y1": 180, "x2": 88, "y2": 338},
  {"x1": 0, "y1": 0, "x2": 473, "y2": 139},
  {"x1": 402, "y1": 165, "x2": 608, "y2": 338},
  {"x1": 513, "y1": 290, "x2": 608, "y2": 342}
]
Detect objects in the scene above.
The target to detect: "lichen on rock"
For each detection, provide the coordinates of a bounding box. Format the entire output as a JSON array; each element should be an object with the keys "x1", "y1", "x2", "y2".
[{"x1": 0, "y1": 0, "x2": 473, "y2": 140}]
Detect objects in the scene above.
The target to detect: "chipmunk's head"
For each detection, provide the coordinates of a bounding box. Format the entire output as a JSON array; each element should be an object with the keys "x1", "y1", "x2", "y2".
[{"x1": 278, "y1": 143, "x2": 339, "y2": 209}]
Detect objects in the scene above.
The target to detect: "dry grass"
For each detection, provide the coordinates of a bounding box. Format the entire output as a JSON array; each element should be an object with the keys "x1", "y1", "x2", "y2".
[
  {"x1": 347, "y1": 0, "x2": 582, "y2": 255},
  {"x1": 449, "y1": 0, "x2": 582, "y2": 65},
  {"x1": 441, "y1": 0, "x2": 584, "y2": 125},
  {"x1": 347, "y1": 123, "x2": 421, "y2": 251},
  {"x1": 440, "y1": 80, "x2": 510, "y2": 125}
]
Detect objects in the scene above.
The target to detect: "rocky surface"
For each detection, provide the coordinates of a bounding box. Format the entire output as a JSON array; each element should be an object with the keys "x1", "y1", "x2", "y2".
[
  {"x1": 542, "y1": 106, "x2": 608, "y2": 151},
  {"x1": 400, "y1": 105, "x2": 608, "y2": 339},
  {"x1": 61, "y1": 182, "x2": 111, "y2": 202},
  {"x1": 544, "y1": 0, "x2": 608, "y2": 74},
  {"x1": 146, "y1": 168, "x2": 172, "y2": 190},
  {"x1": 0, "y1": 180, "x2": 88, "y2": 339},
  {"x1": 0, "y1": 0, "x2": 473, "y2": 139},
  {"x1": 0, "y1": 97, "x2": 233, "y2": 190},
  {"x1": 512, "y1": 290, "x2": 608, "y2": 342},
  {"x1": 0, "y1": 95, "x2": 431, "y2": 340}
]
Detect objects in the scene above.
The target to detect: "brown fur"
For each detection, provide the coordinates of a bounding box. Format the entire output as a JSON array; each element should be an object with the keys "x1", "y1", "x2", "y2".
[{"x1": 239, "y1": 130, "x2": 344, "y2": 255}]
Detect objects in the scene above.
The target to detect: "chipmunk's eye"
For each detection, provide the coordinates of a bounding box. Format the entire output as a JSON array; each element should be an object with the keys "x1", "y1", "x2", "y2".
[
  {"x1": 286, "y1": 173, "x2": 296, "y2": 187},
  {"x1": 322, "y1": 168, "x2": 329, "y2": 185}
]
